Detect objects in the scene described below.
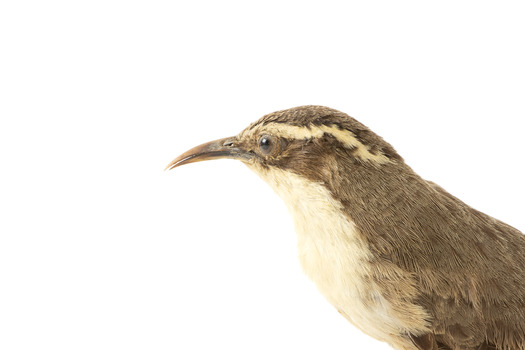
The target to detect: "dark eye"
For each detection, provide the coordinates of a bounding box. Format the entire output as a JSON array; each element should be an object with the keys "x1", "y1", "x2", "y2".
[{"x1": 258, "y1": 135, "x2": 274, "y2": 155}]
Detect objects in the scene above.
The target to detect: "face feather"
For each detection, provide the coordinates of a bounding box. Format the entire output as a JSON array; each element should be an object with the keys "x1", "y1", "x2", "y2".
[{"x1": 232, "y1": 106, "x2": 402, "y2": 187}]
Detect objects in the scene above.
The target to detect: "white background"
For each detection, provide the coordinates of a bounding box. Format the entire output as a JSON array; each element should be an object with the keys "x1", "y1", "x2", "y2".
[{"x1": 1, "y1": 1, "x2": 524, "y2": 349}]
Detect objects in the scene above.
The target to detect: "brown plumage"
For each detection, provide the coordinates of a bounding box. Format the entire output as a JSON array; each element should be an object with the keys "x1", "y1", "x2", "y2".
[{"x1": 167, "y1": 106, "x2": 525, "y2": 350}]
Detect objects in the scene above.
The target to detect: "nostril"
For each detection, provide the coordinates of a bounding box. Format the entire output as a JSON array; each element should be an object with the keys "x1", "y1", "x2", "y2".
[{"x1": 223, "y1": 141, "x2": 234, "y2": 147}]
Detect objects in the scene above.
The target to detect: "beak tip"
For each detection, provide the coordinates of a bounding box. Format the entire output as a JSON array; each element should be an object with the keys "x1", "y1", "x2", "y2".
[{"x1": 164, "y1": 162, "x2": 177, "y2": 171}]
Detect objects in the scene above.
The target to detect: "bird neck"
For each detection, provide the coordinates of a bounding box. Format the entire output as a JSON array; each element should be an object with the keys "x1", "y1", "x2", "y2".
[{"x1": 247, "y1": 163, "x2": 431, "y2": 341}]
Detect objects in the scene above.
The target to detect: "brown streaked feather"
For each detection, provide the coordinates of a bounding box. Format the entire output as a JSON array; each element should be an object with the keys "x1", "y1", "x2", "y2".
[
  {"x1": 248, "y1": 106, "x2": 525, "y2": 350},
  {"x1": 331, "y1": 148, "x2": 525, "y2": 350},
  {"x1": 410, "y1": 333, "x2": 440, "y2": 350}
]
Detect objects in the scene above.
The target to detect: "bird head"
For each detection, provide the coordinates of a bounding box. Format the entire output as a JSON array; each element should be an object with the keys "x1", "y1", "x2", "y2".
[
  {"x1": 166, "y1": 105, "x2": 418, "y2": 332},
  {"x1": 166, "y1": 106, "x2": 403, "y2": 192}
]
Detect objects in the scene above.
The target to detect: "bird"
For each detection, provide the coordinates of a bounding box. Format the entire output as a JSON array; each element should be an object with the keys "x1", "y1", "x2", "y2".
[{"x1": 165, "y1": 105, "x2": 525, "y2": 350}]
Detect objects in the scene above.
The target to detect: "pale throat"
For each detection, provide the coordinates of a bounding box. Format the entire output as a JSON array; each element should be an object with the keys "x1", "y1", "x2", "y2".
[
  {"x1": 247, "y1": 165, "x2": 371, "y2": 293},
  {"x1": 245, "y1": 164, "x2": 430, "y2": 343}
]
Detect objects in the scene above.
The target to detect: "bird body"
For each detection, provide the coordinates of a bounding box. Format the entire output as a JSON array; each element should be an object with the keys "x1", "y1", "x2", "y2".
[
  {"x1": 167, "y1": 106, "x2": 525, "y2": 350},
  {"x1": 255, "y1": 168, "x2": 429, "y2": 349}
]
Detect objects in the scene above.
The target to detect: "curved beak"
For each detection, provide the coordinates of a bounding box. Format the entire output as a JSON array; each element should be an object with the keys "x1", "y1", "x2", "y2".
[{"x1": 165, "y1": 136, "x2": 252, "y2": 171}]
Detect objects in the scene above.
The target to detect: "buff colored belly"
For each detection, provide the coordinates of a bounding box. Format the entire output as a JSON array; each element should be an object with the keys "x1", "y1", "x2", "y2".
[{"x1": 251, "y1": 166, "x2": 429, "y2": 344}]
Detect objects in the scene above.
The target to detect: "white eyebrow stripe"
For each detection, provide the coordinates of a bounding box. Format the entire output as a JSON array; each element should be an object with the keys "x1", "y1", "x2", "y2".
[{"x1": 245, "y1": 122, "x2": 392, "y2": 164}]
